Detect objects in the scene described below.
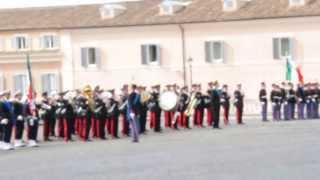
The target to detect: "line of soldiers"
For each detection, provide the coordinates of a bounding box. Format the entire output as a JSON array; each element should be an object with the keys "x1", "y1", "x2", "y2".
[
  {"x1": 0, "y1": 81, "x2": 245, "y2": 151},
  {"x1": 259, "y1": 82, "x2": 320, "y2": 121}
]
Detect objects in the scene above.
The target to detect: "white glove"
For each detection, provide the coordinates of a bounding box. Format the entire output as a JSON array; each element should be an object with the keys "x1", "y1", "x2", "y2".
[
  {"x1": 30, "y1": 119, "x2": 34, "y2": 126},
  {"x1": 17, "y1": 115, "x2": 23, "y2": 121},
  {"x1": 261, "y1": 102, "x2": 265, "y2": 105},
  {"x1": 272, "y1": 103, "x2": 276, "y2": 106},
  {"x1": 1, "y1": 118, "x2": 8, "y2": 125},
  {"x1": 130, "y1": 112, "x2": 135, "y2": 119},
  {"x1": 284, "y1": 102, "x2": 288, "y2": 105}
]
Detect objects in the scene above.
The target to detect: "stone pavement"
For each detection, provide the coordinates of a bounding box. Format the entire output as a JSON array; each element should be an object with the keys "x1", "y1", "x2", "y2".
[{"x1": 1, "y1": 118, "x2": 320, "y2": 180}]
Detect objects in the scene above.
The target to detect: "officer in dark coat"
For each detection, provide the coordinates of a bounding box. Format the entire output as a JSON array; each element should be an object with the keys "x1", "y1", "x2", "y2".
[
  {"x1": 296, "y1": 83, "x2": 306, "y2": 119},
  {"x1": 259, "y1": 82, "x2": 268, "y2": 121},
  {"x1": 208, "y1": 81, "x2": 221, "y2": 129},
  {"x1": 287, "y1": 83, "x2": 296, "y2": 120}
]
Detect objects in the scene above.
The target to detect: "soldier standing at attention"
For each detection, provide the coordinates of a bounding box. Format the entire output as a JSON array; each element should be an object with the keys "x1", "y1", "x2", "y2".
[
  {"x1": 221, "y1": 84, "x2": 230, "y2": 125},
  {"x1": 296, "y1": 83, "x2": 306, "y2": 120},
  {"x1": 234, "y1": 84, "x2": 245, "y2": 125},
  {"x1": 259, "y1": 82, "x2": 268, "y2": 122}
]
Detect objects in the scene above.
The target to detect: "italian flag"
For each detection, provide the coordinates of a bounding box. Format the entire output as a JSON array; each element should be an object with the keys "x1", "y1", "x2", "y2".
[
  {"x1": 26, "y1": 53, "x2": 36, "y2": 115},
  {"x1": 286, "y1": 57, "x2": 304, "y2": 84}
]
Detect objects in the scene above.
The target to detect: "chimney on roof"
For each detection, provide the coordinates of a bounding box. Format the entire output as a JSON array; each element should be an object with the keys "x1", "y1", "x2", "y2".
[
  {"x1": 222, "y1": 0, "x2": 251, "y2": 12},
  {"x1": 289, "y1": 0, "x2": 305, "y2": 7},
  {"x1": 100, "y1": 3, "x2": 127, "y2": 19},
  {"x1": 159, "y1": 0, "x2": 192, "y2": 16}
]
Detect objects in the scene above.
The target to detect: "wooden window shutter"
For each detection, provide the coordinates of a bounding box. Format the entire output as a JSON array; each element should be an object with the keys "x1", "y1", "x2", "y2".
[
  {"x1": 273, "y1": 38, "x2": 280, "y2": 60},
  {"x1": 81, "y1": 48, "x2": 88, "y2": 68}
]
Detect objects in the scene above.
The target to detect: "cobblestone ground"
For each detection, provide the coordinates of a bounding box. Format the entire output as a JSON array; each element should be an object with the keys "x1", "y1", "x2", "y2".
[{"x1": 1, "y1": 117, "x2": 320, "y2": 180}]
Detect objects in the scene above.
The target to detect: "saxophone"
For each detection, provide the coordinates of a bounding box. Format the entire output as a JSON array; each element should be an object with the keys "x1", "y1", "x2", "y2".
[{"x1": 184, "y1": 92, "x2": 197, "y2": 117}]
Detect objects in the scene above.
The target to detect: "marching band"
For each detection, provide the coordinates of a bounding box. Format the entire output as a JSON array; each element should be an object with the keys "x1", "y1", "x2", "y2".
[{"x1": 5, "y1": 80, "x2": 319, "y2": 151}]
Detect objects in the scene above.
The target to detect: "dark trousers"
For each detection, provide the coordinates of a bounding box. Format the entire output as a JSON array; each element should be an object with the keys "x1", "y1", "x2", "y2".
[
  {"x1": 95, "y1": 119, "x2": 106, "y2": 139},
  {"x1": 288, "y1": 103, "x2": 295, "y2": 120},
  {"x1": 140, "y1": 111, "x2": 147, "y2": 133},
  {"x1": 0, "y1": 124, "x2": 3, "y2": 141},
  {"x1": 155, "y1": 111, "x2": 162, "y2": 132},
  {"x1": 283, "y1": 103, "x2": 290, "y2": 120},
  {"x1": 272, "y1": 104, "x2": 281, "y2": 120},
  {"x1": 3, "y1": 122, "x2": 13, "y2": 143},
  {"x1": 261, "y1": 102, "x2": 267, "y2": 121},
  {"x1": 27, "y1": 120, "x2": 38, "y2": 141},
  {"x1": 49, "y1": 117, "x2": 56, "y2": 136},
  {"x1": 212, "y1": 106, "x2": 220, "y2": 128},
  {"x1": 84, "y1": 116, "x2": 92, "y2": 140},
  {"x1": 306, "y1": 101, "x2": 313, "y2": 119},
  {"x1": 297, "y1": 103, "x2": 305, "y2": 119},
  {"x1": 43, "y1": 119, "x2": 50, "y2": 140},
  {"x1": 15, "y1": 120, "x2": 24, "y2": 140}
]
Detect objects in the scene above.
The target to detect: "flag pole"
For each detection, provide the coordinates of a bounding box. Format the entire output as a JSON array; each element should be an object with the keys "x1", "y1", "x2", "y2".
[{"x1": 26, "y1": 52, "x2": 36, "y2": 115}]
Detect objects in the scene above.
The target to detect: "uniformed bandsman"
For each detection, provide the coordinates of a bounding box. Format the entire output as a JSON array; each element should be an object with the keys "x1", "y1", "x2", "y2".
[
  {"x1": 234, "y1": 84, "x2": 245, "y2": 125},
  {"x1": 106, "y1": 89, "x2": 120, "y2": 139},
  {"x1": 148, "y1": 85, "x2": 162, "y2": 132},
  {"x1": 93, "y1": 89, "x2": 107, "y2": 140},
  {"x1": 221, "y1": 84, "x2": 231, "y2": 125}
]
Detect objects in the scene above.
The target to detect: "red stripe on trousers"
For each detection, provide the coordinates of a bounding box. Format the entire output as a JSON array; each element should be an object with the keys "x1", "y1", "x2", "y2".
[{"x1": 63, "y1": 118, "x2": 68, "y2": 142}]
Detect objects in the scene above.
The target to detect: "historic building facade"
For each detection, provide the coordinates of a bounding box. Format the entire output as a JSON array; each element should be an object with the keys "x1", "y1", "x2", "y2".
[{"x1": 0, "y1": 0, "x2": 319, "y2": 102}]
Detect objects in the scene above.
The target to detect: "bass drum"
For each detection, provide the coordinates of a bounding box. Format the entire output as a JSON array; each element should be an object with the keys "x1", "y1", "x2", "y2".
[{"x1": 159, "y1": 91, "x2": 178, "y2": 111}]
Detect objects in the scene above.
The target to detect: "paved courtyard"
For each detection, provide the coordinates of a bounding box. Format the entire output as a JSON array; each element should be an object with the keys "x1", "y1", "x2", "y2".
[{"x1": 1, "y1": 118, "x2": 320, "y2": 180}]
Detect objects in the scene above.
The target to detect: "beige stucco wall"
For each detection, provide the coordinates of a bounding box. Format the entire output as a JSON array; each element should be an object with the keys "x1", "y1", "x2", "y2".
[
  {"x1": 69, "y1": 16, "x2": 320, "y2": 102},
  {"x1": 0, "y1": 31, "x2": 63, "y2": 94}
]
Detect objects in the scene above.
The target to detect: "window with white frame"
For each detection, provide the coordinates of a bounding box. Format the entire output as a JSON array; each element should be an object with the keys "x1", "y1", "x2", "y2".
[
  {"x1": 223, "y1": 0, "x2": 236, "y2": 11},
  {"x1": 160, "y1": 3, "x2": 173, "y2": 15},
  {"x1": 273, "y1": 37, "x2": 293, "y2": 60},
  {"x1": 81, "y1": 47, "x2": 101, "y2": 68},
  {"x1": 0, "y1": 38, "x2": 4, "y2": 51},
  {"x1": 0, "y1": 73, "x2": 4, "y2": 92},
  {"x1": 12, "y1": 35, "x2": 30, "y2": 50},
  {"x1": 40, "y1": 34, "x2": 59, "y2": 49},
  {"x1": 141, "y1": 44, "x2": 161, "y2": 65},
  {"x1": 41, "y1": 73, "x2": 59, "y2": 94},
  {"x1": 289, "y1": 0, "x2": 305, "y2": 7},
  {"x1": 205, "y1": 41, "x2": 224, "y2": 63},
  {"x1": 13, "y1": 74, "x2": 27, "y2": 94}
]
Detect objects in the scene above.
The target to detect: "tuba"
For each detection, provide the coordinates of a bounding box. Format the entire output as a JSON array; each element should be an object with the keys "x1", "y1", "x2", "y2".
[
  {"x1": 140, "y1": 91, "x2": 151, "y2": 104},
  {"x1": 82, "y1": 85, "x2": 94, "y2": 111}
]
